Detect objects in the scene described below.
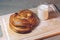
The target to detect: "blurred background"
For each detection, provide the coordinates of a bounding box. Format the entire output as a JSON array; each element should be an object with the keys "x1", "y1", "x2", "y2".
[
  {"x1": 0, "y1": 0, "x2": 60, "y2": 15},
  {"x1": 0, "y1": 0, "x2": 60, "y2": 40}
]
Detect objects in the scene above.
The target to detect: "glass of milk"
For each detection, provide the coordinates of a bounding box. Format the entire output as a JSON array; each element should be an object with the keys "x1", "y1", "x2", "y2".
[
  {"x1": 37, "y1": 4, "x2": 48, "y2": 21},
  {"x1": 37, "y1": 4, "x2": 59, "y2": 21}
]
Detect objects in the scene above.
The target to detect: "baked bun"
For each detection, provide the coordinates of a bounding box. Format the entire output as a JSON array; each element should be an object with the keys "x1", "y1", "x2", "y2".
[{"x1": 9, "y1": 9, "x2": 39, "y2": 34}]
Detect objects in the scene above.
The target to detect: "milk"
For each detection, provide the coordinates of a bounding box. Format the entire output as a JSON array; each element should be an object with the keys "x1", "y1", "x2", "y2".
[{"x1": 37, "y1": 5, "x2": 48, "y2": 20}]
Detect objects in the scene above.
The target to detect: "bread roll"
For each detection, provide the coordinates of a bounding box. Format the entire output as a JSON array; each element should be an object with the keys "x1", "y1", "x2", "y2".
[{"x1": 9, "y1": 9, "x2": 39, "y2": 34}]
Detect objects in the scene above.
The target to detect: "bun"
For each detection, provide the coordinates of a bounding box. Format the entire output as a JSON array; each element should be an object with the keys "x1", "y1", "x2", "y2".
[{"x1": 9, "y1": 9, "x2": 39, "y2": 34}]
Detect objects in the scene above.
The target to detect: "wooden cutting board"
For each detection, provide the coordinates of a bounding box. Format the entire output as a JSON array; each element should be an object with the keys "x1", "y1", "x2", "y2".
[{"x1": 1, "y1": 8, "x2": 60, "y2": 40}]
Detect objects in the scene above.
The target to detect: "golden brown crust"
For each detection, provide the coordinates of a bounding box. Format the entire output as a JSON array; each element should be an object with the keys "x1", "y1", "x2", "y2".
[{"x1": 9, "y1": 9, "x2": 39, "y2": 34}]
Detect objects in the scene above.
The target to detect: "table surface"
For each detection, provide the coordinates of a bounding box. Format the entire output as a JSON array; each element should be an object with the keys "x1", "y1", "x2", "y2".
[{"x1": 0, "y1": 0, "x2": 60, "y2": 40}]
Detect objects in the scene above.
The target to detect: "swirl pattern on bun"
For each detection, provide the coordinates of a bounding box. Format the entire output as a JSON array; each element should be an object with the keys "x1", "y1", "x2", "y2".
[{"x1": 9, "y1": 9, "x2": 39, "y2": 34}]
